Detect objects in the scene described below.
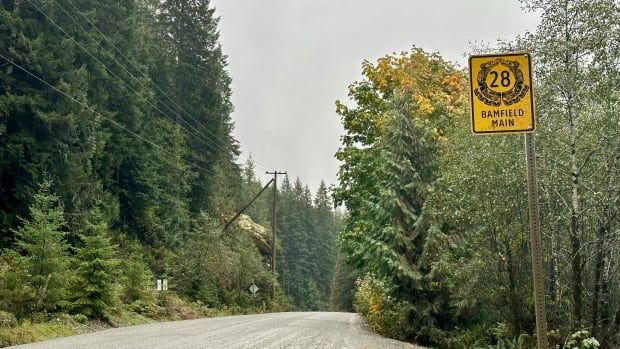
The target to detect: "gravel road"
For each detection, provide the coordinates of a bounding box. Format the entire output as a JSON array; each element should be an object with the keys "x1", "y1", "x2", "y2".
[{"x1": 10, "y1": 312, "x2": 423, "y2": 349}]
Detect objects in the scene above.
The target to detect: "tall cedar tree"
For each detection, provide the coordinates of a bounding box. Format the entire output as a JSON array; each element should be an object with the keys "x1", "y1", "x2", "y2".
[{"x1": 334, "y1": 49, "x2": 467, "y2": 345}]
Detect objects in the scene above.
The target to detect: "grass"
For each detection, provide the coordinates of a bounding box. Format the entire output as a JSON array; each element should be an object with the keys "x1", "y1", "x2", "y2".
[
  {"x1": 0, "y1": 295, "x2": 276, "y2": 348},
  {"x1": 107, "y1": 309, "x2": 154, "y2": 327},
  {"x1": 0, "y1": 321, "x2": 75, "y2": 348}
]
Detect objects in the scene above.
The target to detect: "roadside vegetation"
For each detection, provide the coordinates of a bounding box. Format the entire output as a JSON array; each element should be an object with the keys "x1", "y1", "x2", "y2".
[
  {"x1": 0, "y1": 0, "x2": 338, "y2": 347},
  {"x1": 2, "y1": 0, "x2": 619, "y2": 348},
  {"x1": 331, "y1": 0, "x2": 620, "y2": 348}
]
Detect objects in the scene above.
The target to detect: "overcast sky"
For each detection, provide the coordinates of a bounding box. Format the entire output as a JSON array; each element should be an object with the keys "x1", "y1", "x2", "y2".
[{"x1": 209, "y1": 0, "x2": 540, "y2": 192}]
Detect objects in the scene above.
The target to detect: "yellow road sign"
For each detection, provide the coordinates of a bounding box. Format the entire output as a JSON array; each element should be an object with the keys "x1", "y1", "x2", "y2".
[{"x1": 469, "y1": 52, "x2": 535, "y2": 134}]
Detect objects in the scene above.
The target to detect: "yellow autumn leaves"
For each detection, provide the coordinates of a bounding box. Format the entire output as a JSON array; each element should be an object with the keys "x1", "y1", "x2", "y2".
[{"x1": 361, "y1": 48, "x2": 468, "y2": 122}]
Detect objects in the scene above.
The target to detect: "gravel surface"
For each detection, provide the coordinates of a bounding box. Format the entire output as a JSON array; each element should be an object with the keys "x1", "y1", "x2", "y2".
[{"x1": 9, "y1": 312, "x2": 424, "y2": 349}]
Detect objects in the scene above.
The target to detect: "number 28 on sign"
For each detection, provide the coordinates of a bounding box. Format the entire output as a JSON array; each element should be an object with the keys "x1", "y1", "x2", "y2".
[{"x1": 469, "y1": 52, "x2": 535, "y2": 134}]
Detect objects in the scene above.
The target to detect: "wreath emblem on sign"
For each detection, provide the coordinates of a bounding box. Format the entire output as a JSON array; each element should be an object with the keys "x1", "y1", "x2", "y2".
[{"x1": 474, "y1": 58, "x2": 529, "y2": 107}]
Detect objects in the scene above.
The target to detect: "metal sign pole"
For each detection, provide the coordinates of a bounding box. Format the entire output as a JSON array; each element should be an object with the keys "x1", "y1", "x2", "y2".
[
  {"x1": 525, "y1": 133, "x2": 549, "y2": 349},
  {"x1": 469, "y1": 52, "x2": 547, "y2": 348}
]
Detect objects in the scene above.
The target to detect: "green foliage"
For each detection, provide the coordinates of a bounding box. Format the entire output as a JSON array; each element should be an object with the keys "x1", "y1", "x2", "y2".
[
  {"x1": 520, "y1": 0, "x2": 620, "y2": 337},
  {"x1": 0, "y1": 252, "x2": 36, "y2": 322},
  {"x1": 0, "y1": 311, "x2": 18, "y2": 328},
  {"x1": 119, "y1": 251, "x2": 156, "y2": 312},
  {"x1": 564, "y1": 331, "x2": 601, "y2": 349},
  {"x1": 277, "y1": 178, "x2": 338, "y2": 310},
  {"x1": 173, "y1": 213, "x2": 271, "y2": 307},
  {"x1": 154, "y1": 0, "x2": 238, "y2": 215},
  {"x1": 0, "y1": 0, "x2": 279, "y2": 331},
  {"x1": 333, "y1": 2, "x2": 620, "y2": 347},
  {"x1": 72, "y1": 217, "x2": 121, "y2": 319},
  {"x1": 0, "y1": 179, "x2": 71, "y2": 317},
  {"x1": 335, "y1": 48, "x2": 469, "y2": 345},
  {"x1": 353, "y1": 276, "x2": 408, "y2": 340},
  {"x1": 329, "y1": 252, "x2": 358, "y2": 312},
  {"x1": 0, "y1": 320, "x2": 74, "y2": 347},
  {"x1": 240, "y1": 158, "x2": 270, "y2": 226},
  {"x1": 0, "y1": 0, "x2": 335, "y2": 344}
]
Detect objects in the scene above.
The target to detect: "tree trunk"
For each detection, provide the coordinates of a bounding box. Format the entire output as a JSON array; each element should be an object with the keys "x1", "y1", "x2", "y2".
[
  {"x1": 591, "y1": 228, "x2": 604, "y2": 336},
  {"x1": 552, "y1": 235, "x2": 561, "y2": 304},
  {"x1": 505, "y1": 240, "x2": 525, "y2": 334},
  {"x1": 566, "y1": 44, "x2": 582, "y2": 326},
  {"x1": 569, "y1": 139, "x2": 582, "y2": 329}
]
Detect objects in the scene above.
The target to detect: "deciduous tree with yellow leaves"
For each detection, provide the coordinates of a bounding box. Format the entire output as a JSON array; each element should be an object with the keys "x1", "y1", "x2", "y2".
[{"x1": 334, "y1": 47, "x2": 467, "y2": 344}]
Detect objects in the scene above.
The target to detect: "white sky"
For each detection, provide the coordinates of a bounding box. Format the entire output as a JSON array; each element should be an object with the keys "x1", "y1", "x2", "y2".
[{"x1": 210, "y1": 0, "x2": 540, "y2": 192}]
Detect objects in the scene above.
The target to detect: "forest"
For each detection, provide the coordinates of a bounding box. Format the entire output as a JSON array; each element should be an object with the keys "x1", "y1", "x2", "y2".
[
  {"x1": 331, "y1": 0, "x2": 620, "y2": 348},
  {"x1": 0, "y1": 0, "x2": 337, "y2": 346},
  {"x1": 1, "y1": 0, "x2": 619, "y2": 348}
]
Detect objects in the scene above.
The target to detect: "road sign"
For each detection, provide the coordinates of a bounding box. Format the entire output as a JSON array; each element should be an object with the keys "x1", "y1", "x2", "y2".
[
  {"x1": 469, "y1": 52, "x2": 535, "y2": 134},
  {"x1": 468, "y1": 51, "x2": 548, "y2": 349},
  {"x1": 249, "y1": 283, "x2": 259, "y2": 296},
  {"x1": 156, "y1": 279, "x2": 162, "y2": 291}
]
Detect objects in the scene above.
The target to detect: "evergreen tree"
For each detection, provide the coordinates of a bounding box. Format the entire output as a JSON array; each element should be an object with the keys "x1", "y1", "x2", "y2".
[
  {"x1": 276, "y1": 177, "x2": 338, "y2": 310},
  {"x1": 0, "y1": 0, "x2": 105, "y2": 246},
  {"x1": 240, "y1": 157, "x2": 270, "y2": 226},
  {"x1": 0, "y1": 254, "x2": 36, "y2": 321},
  {"x1": 8, "y1": 178, "x2": 70, "y2": 314},
  {"x1": 72, "y1": 215, "x2": 121, "y2": 319},
  {"x1": 334, "y1": 48, "x2": 468, "y2": 344},
  {"x1": 312, "y1": 181, "x2": 336, "y2": 301},
  {"x1": 154, "y1": 0, "x2": 238, "y2": 215},
  {"x1": 119, "y1": 246, "x2": 156, "y2": 309},
  {"x1": 329, "y1": 253, "x2": 358, "y2": 312}
]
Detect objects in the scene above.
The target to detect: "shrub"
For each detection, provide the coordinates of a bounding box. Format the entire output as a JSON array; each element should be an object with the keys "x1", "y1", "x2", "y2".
[
  {"x1": 564, "y1": 330, "x2": 600, "y2": 349},
  {"x1": 0, "y1": 311, "x2": 17, "y2": 328},
  {"x1": 120, "y1": 254, "x2": 156, "y2": 310},
  {"x1": 0, "y1": 254, "x2": 36, "y2": 322},
  {"x1": 354, "y1": 276, "x2": 408, "y2": 339}
]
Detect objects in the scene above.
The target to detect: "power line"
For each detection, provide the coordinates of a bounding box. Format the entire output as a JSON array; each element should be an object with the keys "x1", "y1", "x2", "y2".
[
  {"x1": 23, "y1": 1, "x2": 275, "y2": 180},
  {"x1": 32, "y1": 0, "x2": 231, "y2": 165},
  {"x1": 265, "y1": 170, "x2": 287, "y2": 301},
  {"x1": 223, "y1": 178, "x2": 274, "y2": 231},
  {"x1": 60, "y1": 0, "x2": 232, "y2": 154},
  {"x1": 55, "y1": 0, "x2": 273, "y2": 171},
  {"x1": 0, "y1": 52, "x2": 216, "y2": 178}
]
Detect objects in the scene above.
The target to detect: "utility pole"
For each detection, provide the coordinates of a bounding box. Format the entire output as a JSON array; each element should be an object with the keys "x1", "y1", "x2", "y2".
[{"x1": 266, "y1": 171, "x2": 286, "y2": 301}]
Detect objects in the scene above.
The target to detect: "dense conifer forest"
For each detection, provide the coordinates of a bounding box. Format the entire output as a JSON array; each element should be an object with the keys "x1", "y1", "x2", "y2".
[
  {"x1": 1, "y1": 0, "x2": 620, "y2": 348},
  {"x1": 0, "y1": 0, "x2": 338, "y2": 345}
]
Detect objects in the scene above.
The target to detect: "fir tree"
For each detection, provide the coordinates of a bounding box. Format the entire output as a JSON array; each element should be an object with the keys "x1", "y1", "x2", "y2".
[
  {"x1": 72, "y1": 215, "x2": 121, "y2": 319},
  {"x1": 120, "y1": 250, "x2": 156, "y2": 308},
  {"x1": 155, "y1": 0, "x2": 238, "y2": 214},
  {"x1": 12, "y1": 178, "x2": 70, "y2": 313}
]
